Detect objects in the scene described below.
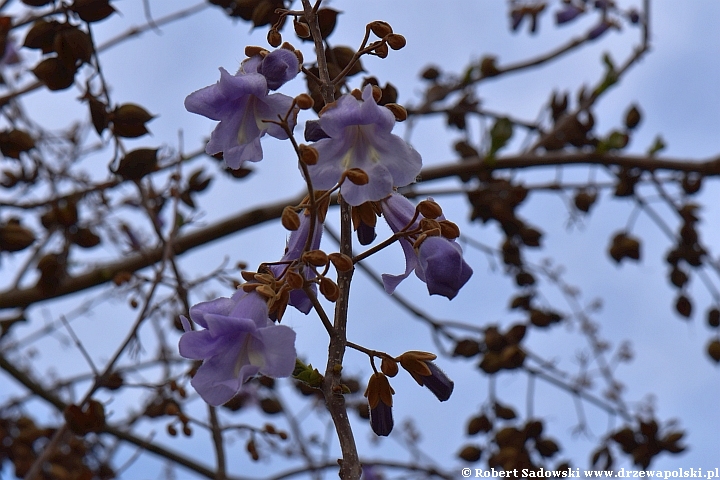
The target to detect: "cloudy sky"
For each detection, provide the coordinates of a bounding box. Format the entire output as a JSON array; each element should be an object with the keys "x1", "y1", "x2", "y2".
[{"x1": 1, "y1": 0, "x2": 719, "y2": 477}]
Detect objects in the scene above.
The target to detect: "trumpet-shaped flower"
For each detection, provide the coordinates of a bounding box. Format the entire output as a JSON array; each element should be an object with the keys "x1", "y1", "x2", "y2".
[
  {"x1": 271, "y1": 210, "x2": 323, "y2": 315},
  {"x1": 306, "y1": 85, "x2": 422, "y2": 206},
  {"x1": 179, "y1": 291, "x2": 296, "y2": 406},
  {"x1": 184, "y1": 50, "x2": 299, "y2": 170},
  {"x1": 380, "y1": 193, "x2": 473, "y2": 299}
]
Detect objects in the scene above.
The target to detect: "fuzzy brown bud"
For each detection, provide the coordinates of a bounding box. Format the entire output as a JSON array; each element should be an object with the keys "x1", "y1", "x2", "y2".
[
  {"x1": 344, "y1": 168, "x2": 369, "y2": 185},
  {"x1": 381, "y1": 357, "x2": 399, "y2": 377},
  {"x1": 440, "y1": 220, "x2": 460, "y2": 239},
  {"x1": 281, "y1": 206, "x2": 301, "y2": 231},
  {"x1": 384, "y1": 103, "x2": 407, "y2": 121},
  {"x1": 328, "y1": 252, "x2": 354, "y2": 272},
  {"x1": 267, "y1": 29, "x2": 282, "y2": 48},
  {"x1": 417, "y1": 199, "x2": 443, "y2": 219},
  {"x1": 245, "y1": 45, "x2": 268, "y2": 58},
  {"x1": 293, "y1": 19, "x2": 311, "y2": 38},
  {"x1": 374, "y1": 42, "x2": 389, "y2": 58},
  {"x1": 295, "y1": 94, "x2": 314, "y2": 110},
  {"x1": 303, "y1": 249, "x2": 328, "y2": 266},
  {"x1": 298, "y1": 144, "x2": 319, "y2": 165},
  {"x1": 369, "y1": 21, "x2": 393, "y2": 37},
  {"x1": 386, "y1": 34, "x2": 406, "y2": 50},
  {"x1": 319, "y1": 277, "x2": 339, "y2": 302},
  {"x1": 285, "y1": 270, "x2": 305, "y2": 289}
]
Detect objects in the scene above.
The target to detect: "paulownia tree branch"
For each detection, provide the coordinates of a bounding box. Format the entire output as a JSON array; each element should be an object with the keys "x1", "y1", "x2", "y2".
[{"x1": 1, "y1": 152, "x2": 719, "y2": 310}]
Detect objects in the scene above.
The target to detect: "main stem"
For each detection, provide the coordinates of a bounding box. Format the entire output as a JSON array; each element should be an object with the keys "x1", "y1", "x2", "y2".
[{"x1": 300, "y1": 0, "x2": 361, "y2": 478}]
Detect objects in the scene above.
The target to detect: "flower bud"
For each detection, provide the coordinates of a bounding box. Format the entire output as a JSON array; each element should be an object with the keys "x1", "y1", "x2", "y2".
[
  {"x1": 281, "y1": 206, "x2": 301, "y2": 231},
  {"x1": 384, "y1": 103, "x2": 407, "y2": 121},
  {"x1": 369, "y1": 21, "x2": 393, "y2": 38},
  {"x1": 267, "y1": 29, "x2": 282, "y2": 48},
  {"x1": 293, "y1": 19, "x2": 311, "y2": 38},
  {"x1": 381, "y1": 357, "x2": 399, "y2": 377},
  {"x1": 298, "y1": 144, "x2": 319, "y2": 165},
  {"x1": 344, "y1": 168, "x2": 369, "y2": 185},
  {"x1": 295, "y1": 94, "x2": 314, "y2": 110},
  {"x1": 245, "y1": 45, "x2": 268, "y2": 58},
  {"x1": 319, "y1": 276, "x2": 339, "y2": 302},
  {"x1": 371, "y1": 85, "x2": 383, "y2": 103},
  {"x1": 364, "y1": 372, "x2": 394, "y2": 436},
  {"x1": 419, "y1": 218, "x2": 441, "y2": 233},
  {"x1": 417, "y1": 199, "x2": 443, "y2": 219},
  {"x1": 285, "y1": 270, "x2": 305, "y2": 290},
  {"x1": 373, "y1": 42, "x2": 388, "y2": 59},
  {"x1": 302, "y1": 249, "x2": 328, "y2": 266},
  {"x1": 439, "y1": 220, "x2": 460, "y2": 239},
  {"x1": 386, "y1": 34, "x2": 406, "y2": 50},
  {"x1": 328, "y1": 252, "x2": 354, "y2": 272}
]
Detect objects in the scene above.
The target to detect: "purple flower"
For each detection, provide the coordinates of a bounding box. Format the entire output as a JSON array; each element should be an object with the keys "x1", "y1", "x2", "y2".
[
  {"x1": 179, "y1": 291, "x2": 297, "y2": 406},
  {"x1": 306, "y1": 85, "x2": 422, "y2": 206},
  {"x1": 184, "y1": 50, "x2": 299, "y2": 170},
  {"x1": 271, "y1": 211, "x2": 323, "y2": 315},
  {"x1": 555, "y1": 5, "x2": 584, "y2": 24},
  {"x1": 380, "y1": 193, "x2": 472, "y2": 300},
  {"x1": 242, "y1": 49, "x2": 300, "y2": 91},
  {"x1": 416, "y1": 361, "x2": 454, "y2": 402},
  {"x1": 364, "y1": 372, "x2": 394, "y2": 436},
  {"x1": 588, "y1": 20, "x2": 613, "y2": 40},
  {"x1": 397, "y1": 351, "x2": 454, "y2": 402}
]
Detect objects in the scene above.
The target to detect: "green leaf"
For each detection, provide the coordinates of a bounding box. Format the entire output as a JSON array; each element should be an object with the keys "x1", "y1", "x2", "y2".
[
  {"x1": 487, "y1": 117, "x2": 513, "y2": 160},
  {"x1": 293, "y1": 359, "x2": 324, "y2": 387},
  {"x1": 647, "y1": 135, "x2": 666, "y2": 156}
]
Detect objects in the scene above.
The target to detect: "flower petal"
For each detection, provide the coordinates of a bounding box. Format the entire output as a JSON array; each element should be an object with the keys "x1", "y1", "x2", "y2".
[
  {"x1": 256, "y1": 324, "x2": 297, "y2": 377},
  {"x1": 417, "y1": 236, "x2": 473, "y2": 299},
  {"x1": 189, "y1": 296, "x2": 237, "y2": 329}
]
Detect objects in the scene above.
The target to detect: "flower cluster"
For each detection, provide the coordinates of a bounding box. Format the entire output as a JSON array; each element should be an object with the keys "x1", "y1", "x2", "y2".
[{"x1": 182, "y1": 35, "x2": 470, "y2": 441}]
